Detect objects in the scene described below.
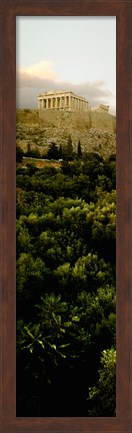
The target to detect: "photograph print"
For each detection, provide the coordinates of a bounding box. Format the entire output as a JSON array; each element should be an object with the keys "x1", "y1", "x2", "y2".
[{"x1": 16, "y1": 16, "x2": 116, "y2": 417}]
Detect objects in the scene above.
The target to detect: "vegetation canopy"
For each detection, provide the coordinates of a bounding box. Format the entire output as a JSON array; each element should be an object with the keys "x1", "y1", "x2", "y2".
[{"x1": 16, "y1": 133, "x2": 116, "y2": 417}]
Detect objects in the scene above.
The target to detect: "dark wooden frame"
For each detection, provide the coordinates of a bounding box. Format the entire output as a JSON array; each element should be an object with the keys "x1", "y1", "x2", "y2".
[{"x1": 1, "y1": 0, "x2": 132, "y2": 432}]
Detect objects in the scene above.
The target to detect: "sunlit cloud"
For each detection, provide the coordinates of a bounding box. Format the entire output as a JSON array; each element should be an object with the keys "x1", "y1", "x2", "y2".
[{"x1": 17, "y1": 60, "x2": 59, "y2": 83}]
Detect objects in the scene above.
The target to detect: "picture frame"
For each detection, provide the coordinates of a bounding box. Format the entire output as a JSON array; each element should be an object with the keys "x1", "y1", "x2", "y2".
[{"x1": 1, "y1": 0, "x2": 131, "y2": 432}]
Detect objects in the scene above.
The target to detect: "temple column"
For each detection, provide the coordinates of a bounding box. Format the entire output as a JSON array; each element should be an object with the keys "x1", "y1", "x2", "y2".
[
  {"x1": 73, "y1": 98, "x2": 75, "y2": 110},
  {"x1": 69, "y1": 94, "x2": 71, "y2": 109},
  {"x1": 57, "y1": 97, "x2": 60, "y2": 108},
  {"x1": 52, "y1": 97, "x2": 55, "y2": 109},
  {"x1": 65, "y1": 96, "x2": 67, "y2": 108},
  {"x1": 62, "y1": 96, "x2": 65, "y2": 109}
]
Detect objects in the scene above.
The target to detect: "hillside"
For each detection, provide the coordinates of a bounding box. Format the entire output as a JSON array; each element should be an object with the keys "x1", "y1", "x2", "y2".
[{"x1": 16, "y1": 109, "x2": 116, "y2": 159}]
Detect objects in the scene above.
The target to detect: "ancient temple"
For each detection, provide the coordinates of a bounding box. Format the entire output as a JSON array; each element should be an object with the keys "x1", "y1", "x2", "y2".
[
  {"x1": 38, "y1": 90, "x2": 89, "y2": 112},
  {"x1": 91, "y1": 104, "x2": 109, "y2": 113}
]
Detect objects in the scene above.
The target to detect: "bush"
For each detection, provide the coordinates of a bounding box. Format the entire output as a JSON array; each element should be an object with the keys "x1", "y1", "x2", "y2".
[{"x1": 16, "y1": 146, "x2": 24, "y2": 163}]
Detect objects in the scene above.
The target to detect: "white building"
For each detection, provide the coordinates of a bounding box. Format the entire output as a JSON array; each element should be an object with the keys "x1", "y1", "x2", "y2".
[
  {"x1": 91, "y1": 104, "x2": 109, "y2": 113},
  {"x1": 38, "y1": 90, "x2": 89, "y2": 112}
]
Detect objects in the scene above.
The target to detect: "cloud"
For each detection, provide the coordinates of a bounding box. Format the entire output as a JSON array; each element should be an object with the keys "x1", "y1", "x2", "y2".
[
  {"x1": 17, "y1": 60, "x2": 58, "y2": 86},
  {"x1": 16, "y1": 67, "x2": 116, "y2": 114},
  {"x1": 71, "y1": 82, "x2": 113, "y2": 105}
]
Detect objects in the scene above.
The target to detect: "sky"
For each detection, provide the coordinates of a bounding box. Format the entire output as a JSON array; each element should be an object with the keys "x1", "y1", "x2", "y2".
[{"x1": 16, "y1": 17, "x2": 116, "y2": 114}]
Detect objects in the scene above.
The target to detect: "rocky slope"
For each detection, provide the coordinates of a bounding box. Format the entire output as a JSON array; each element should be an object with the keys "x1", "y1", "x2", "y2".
[{"x1": 16, "y1": 109, "x2": 116, "y2": 159}]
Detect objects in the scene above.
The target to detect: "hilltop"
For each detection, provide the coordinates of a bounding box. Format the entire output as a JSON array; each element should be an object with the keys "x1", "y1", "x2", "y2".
[{"x1": 16, "y1": 109, "x2": 116, "y2": 159}]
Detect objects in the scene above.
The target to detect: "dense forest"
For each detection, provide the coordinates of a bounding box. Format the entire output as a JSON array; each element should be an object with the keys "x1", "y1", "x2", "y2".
[{"x1": 16, "y1": 143, "x2": 116, "y2": 417}]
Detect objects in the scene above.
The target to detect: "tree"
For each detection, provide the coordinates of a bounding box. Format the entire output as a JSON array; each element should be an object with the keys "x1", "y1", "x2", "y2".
[
  {"x1": 27, "y1": 142, "x2": 31, "y2": 155},
  {"x1": 29, "y1": 148, "x2": 40, "y2": 158},
  {"x1": 67, "y1": 134, "x2": 73, "y2": 160},
  {"x1": 63, "y1": 134, "x2": 73, "y2": 161},
  {"x1": 77, "y1": 140, "x2": 82, "y2": 158},
  {"x1": 16, "y1": 146, "x2": 24, "y2": 162},
  {"x1": 16, "y1": 252, "x2": 47, "y2": 320},
  {"x1": 59, "y1": 144, "x2": 63, "y2": 159},
  {"x1": 47, "y1": 142, "x2": 59, "y2": 160},
  {"x1": 87, "y1": 348, "x2": 116, "y2": 416}
]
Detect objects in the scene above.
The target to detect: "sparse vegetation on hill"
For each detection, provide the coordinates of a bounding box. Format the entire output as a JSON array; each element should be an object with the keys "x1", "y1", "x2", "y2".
[{"x1": 16, "y1": 109, "x2": 116, "y2": 160}]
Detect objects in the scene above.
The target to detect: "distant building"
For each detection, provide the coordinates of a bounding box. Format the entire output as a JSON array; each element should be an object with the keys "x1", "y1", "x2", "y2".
[
  {"x1": 38, "y1": 90, "x2": 89, "y2": 112},
  {"x1": 91, "y1": 104, "x2": 109, "y2": 113}
]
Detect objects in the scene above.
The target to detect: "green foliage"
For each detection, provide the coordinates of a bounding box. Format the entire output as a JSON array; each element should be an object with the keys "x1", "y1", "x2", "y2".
[
  {"x1": 16, "y1": 252, "x2": 46, "y2": 298},
  {"x1": 88, "y1": 348, "x2": 116, "y2": 416},
  {"x1": 16, "y1": 150, "x2": 116, "y2": 416},
  {"x1": 77, "y1": 140, "x2": 82, "y2": 158},
  {"x1": 26, "y1": 148, "x2": 41, "y2": 158},
  {"x1": 17, "y1": 292, "x2": 81, "y2": 368},
  {"x1": 16, "y1": 146, "x2": 24, "y2": 162},
  {"x1": 47, "y1": 142, "x2": 60, "y2": 160},
  {"x1": 63, "y1": 134, "x2": 74, "y2": 161}
]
